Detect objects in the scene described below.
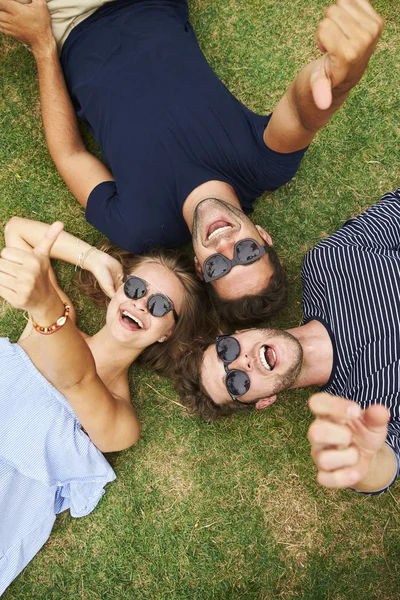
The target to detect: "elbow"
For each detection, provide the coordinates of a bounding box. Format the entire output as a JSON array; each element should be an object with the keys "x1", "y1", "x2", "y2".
[
  {"x1": 96, "y1": 422, "x2": 141, "y2": 453},
  {"x1": 4, "y1": 216, "x2": 24, "y2": 245}
]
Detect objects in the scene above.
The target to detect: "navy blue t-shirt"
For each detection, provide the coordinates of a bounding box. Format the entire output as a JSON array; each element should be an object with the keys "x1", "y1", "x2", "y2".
[{"x1": 61, "y1": 0, "x2": 307, "y2": 253}]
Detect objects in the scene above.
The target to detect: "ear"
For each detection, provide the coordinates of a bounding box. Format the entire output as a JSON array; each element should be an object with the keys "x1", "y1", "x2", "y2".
[
  {"x1": 255, "y1": 225, "x2": 273, "y2": 247},
  {"x1": 255, "y1": 395, "x2": 277, "y2": 410},
  {"x1": 194, "y1": 255, "x2": 203, "y2": 280},
  {"x1": 157, "y1": 328, "x2": 173, "y2": 343}
]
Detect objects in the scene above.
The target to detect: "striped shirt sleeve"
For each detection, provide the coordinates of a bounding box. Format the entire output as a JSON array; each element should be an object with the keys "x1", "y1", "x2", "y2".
[{"x1": 338, "y1": 188, "x2": 400, "y2": 251}]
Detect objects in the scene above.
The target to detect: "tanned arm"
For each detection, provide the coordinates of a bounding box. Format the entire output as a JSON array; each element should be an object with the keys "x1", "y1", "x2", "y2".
[
  {"x1": 0, "y1": 223, "x2": 140, "y2": 452},
  {"x1": 0, "y1": 0, "x2": 113, "y2": 207},
  {"x1": 264, "y1": 0, "x2": 383, "y2": 153}
]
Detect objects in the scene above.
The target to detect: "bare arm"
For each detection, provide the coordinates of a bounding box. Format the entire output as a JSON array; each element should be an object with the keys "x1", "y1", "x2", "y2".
[
  {"x1": 5, "y1": 217, "x2": 124, "y2": 298},
  {"x1": 308, "y1": 393, "x2": 397, "y2": 493},
  {"x1": 264, "y1": 0, "x2": 383, "y2": 153},
  {"x1": 0, "y1": 0, "x2": 113, "y2": 208},
  {"x1": 0, "y1": 224, "x2": 140, "y2": 452}
]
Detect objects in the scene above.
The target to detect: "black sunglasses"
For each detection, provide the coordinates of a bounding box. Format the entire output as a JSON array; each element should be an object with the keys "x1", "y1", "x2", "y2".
[
  {"x1": 124, "y1": 276, "x2": 179, "y2": 322},
  {"x1": 203, "y1": 238, "x2": 267, "y2": 283},
  {"x1": 215, "y1": 335, "x2": 251, "y2": 404}
]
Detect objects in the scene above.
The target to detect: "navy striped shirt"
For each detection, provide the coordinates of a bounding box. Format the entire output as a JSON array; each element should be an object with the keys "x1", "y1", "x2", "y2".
[{"x1": 302, "y1": 188, "x2": 400, "y2": 492}]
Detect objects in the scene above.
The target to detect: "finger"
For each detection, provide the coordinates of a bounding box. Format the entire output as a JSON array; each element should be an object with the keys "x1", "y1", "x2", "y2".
[
  {"x1": 310, "y1": 60, "x2": 332, "y2": 110},
  {"x1": 0, "y1": 1, "x2": 14, "y2": 13},
  {"x1": 315, "y1": 16, "x2": 348, "y2": 57},
  {"x1": 312, "y1": 445, "x2": 359, "y2": 471},
  {"x1": 309, "y1": 392, "x2": 361, "y2": 421},
  {"x1": 0, "y1": 246, "x2": 28, "y2": 265},
  {"x1": 0, "y1": 275, "x2": 17, "y2": 296},
  {"x1": 337, "y1": 0, "x2": 383, "y2": 27},
  {"x1": 0, "y1": 257, "x2": 18, "y2": 277},
  {"x1": 363, "y1": 404, "x2": 390, "y2": 432},
  {"x1": 308, "y1": 418, "x2": 353, "y2": 447},
  {"x1": 317, "y1": 466, "x2": 362, "y2": 489},
  {"x1": 325, "y1": 5, "x2": 366, "y2": 40},
  {"x1": 33, "y1": 222, "x2": 64, "y2": 258}
]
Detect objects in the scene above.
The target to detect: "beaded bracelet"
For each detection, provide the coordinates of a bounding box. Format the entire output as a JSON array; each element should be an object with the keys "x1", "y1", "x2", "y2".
[{"x1": 28, "y1": 302, "x2": 71, "y2": 335}]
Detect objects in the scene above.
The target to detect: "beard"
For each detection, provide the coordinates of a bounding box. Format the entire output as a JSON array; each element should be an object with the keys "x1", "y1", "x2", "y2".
[
  {"x1": 255, "y1": 329, "x2": 304, "y2": 401},
  {"x1": 191, "y1": 197, "x2": 251, "y2": 248}
]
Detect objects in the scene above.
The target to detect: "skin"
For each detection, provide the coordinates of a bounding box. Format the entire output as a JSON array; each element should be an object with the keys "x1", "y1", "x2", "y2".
[
  {"x1": 189, "y1": 196, "x2": 274, "y2": 300},
  {"x1": 0, "y1": 219, "x2": 184, "y2": 451},
  {"x1": 201, "y1": 323, "x2": 396, "y2": 493},
  {"x1": 0, "y1": 0, "x2": 384, "y2": 301}
]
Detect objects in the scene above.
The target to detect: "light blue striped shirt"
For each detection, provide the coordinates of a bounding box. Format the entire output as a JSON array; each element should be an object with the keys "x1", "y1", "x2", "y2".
[{"x1": 0, "y1": 338, "x2": 116, "y2": 595}]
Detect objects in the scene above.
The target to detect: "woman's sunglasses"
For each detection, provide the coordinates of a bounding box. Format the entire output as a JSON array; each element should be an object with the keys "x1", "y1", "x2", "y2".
[
  {"x1": 124, "y1": 276, "x2": 179, "y2": 322},
  {"x1": 203, "y1": 238, "x2": 267, "y2": 283},
  {"x1": 215, "y1": 335, "x2": 251, "y2": 403}
]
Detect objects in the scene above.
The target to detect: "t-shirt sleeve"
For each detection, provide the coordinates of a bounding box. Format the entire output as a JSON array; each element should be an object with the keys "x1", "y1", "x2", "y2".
[
  {"x1": 85, "y1": 181, "x2": 139, "y2": 253},
  {"x1": 339, "y1": 188, "x2": 400, "y2": 251},
  {"x1": 244, "y1": 110, "x2": 308, "y2": 191}
]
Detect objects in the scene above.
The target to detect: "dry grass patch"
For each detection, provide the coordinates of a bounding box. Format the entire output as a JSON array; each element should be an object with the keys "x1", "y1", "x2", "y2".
[
  {"x1": 255, "y1": 469, "x2": 323, "y2": 565},
  {"x1": 140, "y1": 433, "x2": 198, "y2": 504}
]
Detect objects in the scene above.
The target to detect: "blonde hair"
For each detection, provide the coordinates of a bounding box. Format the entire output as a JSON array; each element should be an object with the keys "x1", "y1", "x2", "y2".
[{"x1": 78, "y1": 243, "x2": 214, "y2": 376}]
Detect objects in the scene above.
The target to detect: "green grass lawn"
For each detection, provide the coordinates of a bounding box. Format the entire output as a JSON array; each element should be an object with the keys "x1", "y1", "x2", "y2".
[{"x1": 1, "y1": 1, "x2": 400, "y2": 598}]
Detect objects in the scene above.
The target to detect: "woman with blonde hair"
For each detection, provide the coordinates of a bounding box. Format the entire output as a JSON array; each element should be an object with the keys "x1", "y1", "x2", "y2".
[{"x1": 0, "y1": 216, "x2": 207, "y2": 594}]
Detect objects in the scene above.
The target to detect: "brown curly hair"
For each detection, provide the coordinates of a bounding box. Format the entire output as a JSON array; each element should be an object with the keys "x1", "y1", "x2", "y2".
[
  {"x1": 78, "y1": 243, "x2": 215, "y2": 377},
  {"x1": 173, "y1": 337, "x2": 255, "y2": 420}
]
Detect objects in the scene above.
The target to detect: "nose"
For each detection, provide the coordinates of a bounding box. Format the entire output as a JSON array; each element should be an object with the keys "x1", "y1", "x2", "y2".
[
  {"x1": 131, "y1": 294, "x2": 148, "y2": 313},
  {"x1": 215, "y1": 236, "x2": 235, "y2": 257},
  {"x1": 230, "y1": 351, "x2": 252, "y2": 372}
]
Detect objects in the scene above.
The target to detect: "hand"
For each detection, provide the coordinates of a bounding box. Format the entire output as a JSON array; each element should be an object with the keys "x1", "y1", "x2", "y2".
[
  {"x1": 0, "y1": 0, "x2": 54, "y2": 55},
  {"x1": 85, "y1": 249, "x2": 124, "y2": 299},
  {"x1": 0, "y1": 221, "x2": 64, "y2": 313},
  {"x1": 310, "y1": 0, "x2": 383, "y2": 109},
  {"x1": 308, "y1": 392, "x2": 390, "y2": 488}
]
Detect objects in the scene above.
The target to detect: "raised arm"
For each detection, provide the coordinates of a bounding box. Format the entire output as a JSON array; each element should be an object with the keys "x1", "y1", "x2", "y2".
[
  {"x1": 0, "y1": 224, "x2": 140, "y2": 452},
  {"x1": 264, "y1": 0, "x2": 383, "y2": 153},
  {"x1": 5, "y1": 216, "x2": 123, "y2": 298},
  {"x1": 0, "y1": 0, "x2": 113, "y2": 208},
  {"x1": 307, "y1": 393, "x2": 397, "y2": 493}
]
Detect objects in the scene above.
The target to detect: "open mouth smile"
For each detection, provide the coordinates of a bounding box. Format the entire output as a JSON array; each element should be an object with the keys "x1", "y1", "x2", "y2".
[
  {"x1": 207, "y1": 221, "x2": 233, "y2": 241},
  {"x1": 259, "y1": 345, "x2": 277, "y2": 371},
  {"x1": 120, "y1": 309, "x2": 145, "y2": 331}
]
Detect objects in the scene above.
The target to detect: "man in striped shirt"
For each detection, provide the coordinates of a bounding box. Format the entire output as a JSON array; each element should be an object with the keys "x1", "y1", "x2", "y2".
[{"x1": 185, "y1": 188, "x2": 400, "y2": 494}]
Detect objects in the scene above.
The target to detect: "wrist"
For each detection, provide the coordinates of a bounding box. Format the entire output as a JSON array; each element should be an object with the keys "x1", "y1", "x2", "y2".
[
  {"x1": 29, "y1": 293, "x2": 65, "y2": 326},
  {"x1": 83, "y1": 247, "x2": 106, "y2": 273},
  {"x1": 32, "y1": 35, "x2": 57, "y2": 60}
]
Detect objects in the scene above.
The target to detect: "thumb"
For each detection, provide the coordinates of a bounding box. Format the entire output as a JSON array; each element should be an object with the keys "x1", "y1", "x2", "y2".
[
  {"x1": 310, "y1": 56, "x2": 332, "y2": 110},
  {"x1": 363, "y1": 404, "x2": 390, "y2": 433},
  {"x1": 33, "y1": 222, "x2": 64, "y2": 257}
]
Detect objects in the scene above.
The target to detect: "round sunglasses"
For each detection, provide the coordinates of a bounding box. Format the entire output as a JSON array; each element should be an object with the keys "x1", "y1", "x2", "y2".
[
  {"x1": 215, "y1": 335, "x2": 252, "y2": 404},
  {"x1": 203, "y1": 238, "x2": 267, "y2": 283},
  {"x1": 124, "y1": 276, "x2": 179, "y2": 322}
]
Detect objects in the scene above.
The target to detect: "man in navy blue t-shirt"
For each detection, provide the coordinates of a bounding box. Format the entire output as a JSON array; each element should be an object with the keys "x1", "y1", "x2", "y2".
[
  {"x1": 1, "y1": 0, "x2": 383, "y2": 324},
  {"x1": 182, "y1": 188, "x2": 400, "y2": 495}
]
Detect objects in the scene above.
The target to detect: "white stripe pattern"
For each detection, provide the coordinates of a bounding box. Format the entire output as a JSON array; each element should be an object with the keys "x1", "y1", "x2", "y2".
[
  {"x1": 302, "y1": 188, "x2": 400, "y2": 493},
  {"x1": 0, "y1": 338, "x2": 116, "y2": 595}
]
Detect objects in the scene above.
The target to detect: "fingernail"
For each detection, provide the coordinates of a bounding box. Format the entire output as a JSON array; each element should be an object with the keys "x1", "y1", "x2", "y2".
[{"x1": 347, "y1": 403, "x2": 361, "y2": 418}]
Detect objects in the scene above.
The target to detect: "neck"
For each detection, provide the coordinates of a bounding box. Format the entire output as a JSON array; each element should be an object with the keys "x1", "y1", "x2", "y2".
[
  {"x1": 182, "y1": 180, "x2": 242, "y2": 232},
  {"x1": 87, "y1": 327, "x2": 143, "y2": 386},
  {"x1": 287, "y1": 320, "x2": 334, "y2": 388}
]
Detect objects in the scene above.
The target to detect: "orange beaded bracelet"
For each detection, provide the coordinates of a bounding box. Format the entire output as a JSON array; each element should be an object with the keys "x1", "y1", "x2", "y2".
[{"x1": 28, "y1": 302, "x2": 71, "y2": 335}]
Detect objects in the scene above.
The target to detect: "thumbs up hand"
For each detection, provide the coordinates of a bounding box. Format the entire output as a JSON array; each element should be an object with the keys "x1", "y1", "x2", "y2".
[
  {"x1": 0, "y1": 222, "x2": 64, "y2": 313},
  {"x1": 310, "y1": 0, "x2": 383, "y2": 110}
]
